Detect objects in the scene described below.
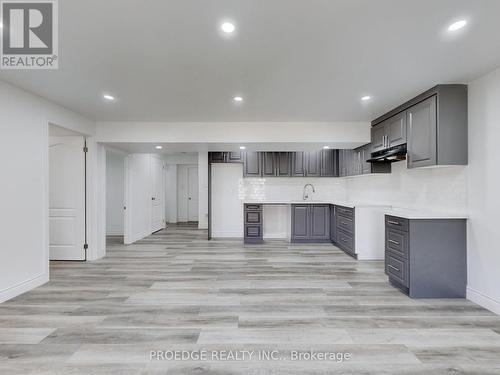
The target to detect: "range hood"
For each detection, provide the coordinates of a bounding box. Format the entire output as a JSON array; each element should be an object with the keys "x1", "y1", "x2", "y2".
[{"x1": 367, "y1": 144, "x2": 407, "y2": 163}]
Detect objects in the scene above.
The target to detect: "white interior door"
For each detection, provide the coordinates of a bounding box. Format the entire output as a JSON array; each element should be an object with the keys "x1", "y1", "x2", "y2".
[
  {"x1": 187, "y1": 166, "x2": 199, "y2": 221},
  {"x1": 151, "y1": 157, "x2": 164, "y2": 232},
  {"x1": 124, "y1": 154, "x2": 152, "y2": 244},
  {"x1": 49, "y1": 136, "x2": 86, "y2": 260}
]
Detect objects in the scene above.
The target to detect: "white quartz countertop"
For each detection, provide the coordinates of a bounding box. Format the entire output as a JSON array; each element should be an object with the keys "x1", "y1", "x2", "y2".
[
  {"x1": 242, "y1": 200, "x2": 389, "y2": 209},
  {"x1": 385, "y1": 208, "x2": 468, "y2": 220}
]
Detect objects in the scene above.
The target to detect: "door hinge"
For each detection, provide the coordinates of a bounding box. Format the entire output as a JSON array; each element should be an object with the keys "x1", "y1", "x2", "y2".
[
  {"x1": 83, "y1": 243, "x2": 88, "y2": 250},
  {"x1": 83, "y1": 146, "x2": 88, "y2": 153}
]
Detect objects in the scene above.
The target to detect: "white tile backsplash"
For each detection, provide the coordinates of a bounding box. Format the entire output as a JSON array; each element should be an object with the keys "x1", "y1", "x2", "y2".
[
  {"x1": 239, "y1": 177, "x2": 347, "y2": 202},
  {"x1": 345, "y1": 161, "x2": 467, "y2": 213}
]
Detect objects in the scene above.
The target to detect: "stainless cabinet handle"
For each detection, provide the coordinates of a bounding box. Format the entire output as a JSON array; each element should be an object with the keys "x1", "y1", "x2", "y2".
[
  {"x1": 388, "y1": 239, "x2": 400, "y2": 245},
  {"x1": 388, "y1": 264, "x2": 400, "y2": 272},
  {"x1": 387, "y1": 220, "x2": 400, "y2": 225}
]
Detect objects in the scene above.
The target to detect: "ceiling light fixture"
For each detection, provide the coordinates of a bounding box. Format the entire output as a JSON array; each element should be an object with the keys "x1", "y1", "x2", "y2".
[
  {"x1": 221, "y1": 22, "x2": 236, "y2": 33},
  {"x1": 103, "y1": 94, "x2": 115, "y2": 101},
  {"x1": 361, "y1": 95, "x2": 372, "y2": 101},
  {"x1": 323, "y1": 146, "x2": 330, "y2": 149},
  {"x1": 233, "y1": 96, "x2": 243, "y2": 102},
  {"x1": 155, "y1": 145, "x2": 163, "y2": 150},
  {"x1": 239, "y1": 146, "x2": 246, "y2": 150},
  {"x1": 448, "y1": 20, "x2": 467, "y2": 31}
]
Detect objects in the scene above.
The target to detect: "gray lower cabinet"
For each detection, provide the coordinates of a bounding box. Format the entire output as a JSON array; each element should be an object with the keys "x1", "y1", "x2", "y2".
[
  {"x1": 244, "y1": 204, "x2": 263, "y2": 244},
  {"x1": 243, "y1": 152, "x2": 262, "y2": 177},
  {"x1": 291, "y1": 204, "x2": 330, "y2": 242},
  {"x1": 385, "y1": 215, "x2": 467, "y2": 298},
  {"x1": 335, "y1": 205, "x2": 355, "y2": 257},
  {"x1": 330, "y1": 205, "x2": 337, "y2": 243}
]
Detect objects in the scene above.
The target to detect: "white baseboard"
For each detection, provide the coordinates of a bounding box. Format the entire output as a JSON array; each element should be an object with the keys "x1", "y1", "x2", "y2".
[
  {"x1": 0, "y1": 273, "x2": 49, "y2": 304},
  {"x1": 106, "y1": 230, "x2": 124, "y2": 236},
  {"x1": 467, "y1": 286, "x2": 500, "y2": 315}
]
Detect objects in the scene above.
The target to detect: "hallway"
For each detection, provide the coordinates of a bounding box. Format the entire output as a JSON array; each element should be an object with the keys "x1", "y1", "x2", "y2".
[{"x1": 0, "y1": 225, "x2": 499, "y2": 374}]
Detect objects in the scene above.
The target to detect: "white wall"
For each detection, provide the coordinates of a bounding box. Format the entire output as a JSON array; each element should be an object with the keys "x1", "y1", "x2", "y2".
[
  {"x1": 106, "y1": 150, "x2": 125, "y2": 235},
  {"x1": 345, "y1": 161, "x2": 467, "y2": 213},
  {"x1": 466, "y1": 66, "x2": 500, "y2": 315},
  {"x1": 211, "y1": 164, "x2": 244, "y2": 237},
  {"x1": 0, "y1": 80, "x2": 95, "y2": 303}
]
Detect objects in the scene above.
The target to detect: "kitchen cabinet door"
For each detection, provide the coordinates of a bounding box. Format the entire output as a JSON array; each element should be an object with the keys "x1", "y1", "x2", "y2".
[
  {"x1": 243, "y1": 152, "x2": 262, "y2": 177},
  {"x1": 291, "y1": 205, "x2": 310, "y2": 240},
  {"x1": 387, "y1": 111, "x2": 407, "y2": 148},
  {"x1": 227, "y1": 151, "x2": 243, "y2": 162},
  {"x1": 371, "y1": 124, "x2": 386, "y2": 153},
  {"x1": 305, "y1": 151, "x2": 321, "y2": 177},
  {"x1": 262, "y1": 152, "x2": 276, "y2": 177},
  {"x1": 361, "y1": 145, "x2": 372, "y2": 174},
  {"x1": 310, "y1": 205, "x2": 330, "y2": 240},
  {"x1": 407, "y1": 96, "x2": 437, "y2": 169},
  {"x1": 291, "y1": 152, "x2": 306, "y2": 176},
  {"x1": 330, "y1": 205, "x2": 337, "y2": 243},
  {"x1": 209, "y1": 152, "x2": 226, "y2": 163},
  {"x1": 276, "y1": 152, "x2": 291, "y2": 177},
  {"x1": 320, "y1": 149, "x2": 338, "y2": 177}
]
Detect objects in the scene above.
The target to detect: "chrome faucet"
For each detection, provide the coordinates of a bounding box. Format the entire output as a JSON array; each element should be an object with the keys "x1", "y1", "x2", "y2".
[{"x1": 303, "y1": 183, "x2": 315, "y2": 201}]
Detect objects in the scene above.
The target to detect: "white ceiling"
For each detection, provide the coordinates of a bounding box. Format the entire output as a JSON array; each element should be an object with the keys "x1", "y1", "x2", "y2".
[{"x1": 2, "y1": 0, "x2": 500, "y2": 122}]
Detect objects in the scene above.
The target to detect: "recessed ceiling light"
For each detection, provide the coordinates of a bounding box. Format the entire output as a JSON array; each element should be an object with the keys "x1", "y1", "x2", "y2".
[
  {"x1": 221, "y1": 22, "x2": 236, "y2": 33},
  {"x1": 448, "y1": 20, "x2": 467, "y2": 31},
  {"x1": 233, "y1": 96, "x2": 243, "y2": 102},
  {"x1": 323, "y1": 146, "x2": 330, "y2": 149},
  {"x1": 103, "y1": 94, "x2": 115, "y2": 101},
  {"x1": 361, "y1": 95, "x2": 372, "y2": 101},
  {"x1": 239, "y1": 146, "x2": 246, "y2": 150},
  {"x1": 155, "y1": 145, "x2": 163, "y2": 150}
]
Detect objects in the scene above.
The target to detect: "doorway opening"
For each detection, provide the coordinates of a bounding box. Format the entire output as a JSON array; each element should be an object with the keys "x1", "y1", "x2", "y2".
[{"x1": 48, "y1": 124, "x2": 87, "y2": 261}]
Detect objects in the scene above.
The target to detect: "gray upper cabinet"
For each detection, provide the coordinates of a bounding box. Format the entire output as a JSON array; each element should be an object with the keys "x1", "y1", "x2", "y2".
[
  {"x1": 209, "y1": 152, "x2": 227, "y2": 163},
  {"x1": 305, "y1": 151, "x2": 321, "y2": 177},
  {"x1": 227, "y1": 151, "x2": 243, "y2": 163},
  {"x1": 372, "y1": 84, "x2": 468, "y2": 169},
  {"x1": 262, "y1": 152, "x2": 276, "y2": 177},
  {"x1": 407, "y1": 96, "x2": 437, "y2": 168},
  {"x1": 243, "y1": 151, "x2": 262, "y2": 177},
  {"x1": 387, "y1": 111, "x2": 407, "y2": 147},
  {"x1": 320, "y1": 149, "x2": 338, "y2": 177},
  {"x1": 371, "y1": 111, "x2": 407, "y2": 152},
  {"x1": 371, "y1": 124, "x2": 386, "y2": 153},
  {"x1": 276, "y1": 152, "x2": 291, "y2": 177},
  {"x1": 291, "y1": 152, "x2": 306, "y2": 177}
]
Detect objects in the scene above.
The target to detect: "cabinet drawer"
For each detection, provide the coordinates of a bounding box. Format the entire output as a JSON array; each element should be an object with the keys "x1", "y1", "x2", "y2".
[
  {"x1": 336, "y1": 214, "x2": 354, "y2": 235},
  {"x1": 385, "y1": 215, "x2": 409, "y2": 232},
  {"x1": 245, "y1": 211, "x2": 261, "y2": 224},
  {"x1": 245, "y1": 204, "x2": 262, "y2": 211},
  {"x1": 386, "y1": 251, "x2": 409, "y2": 287},
  {"x1": 245, "y1": 225, "x2": 262, "y2": 238},
  {"x1": 385, "y1": 228, "x2": 409, "y2": 259},
  {"x1": 336, "y1": 206, "x2": 354, "y2": 218},
  {"x1": 337, "y1": 229, "x2": 354, "y2": 254}
]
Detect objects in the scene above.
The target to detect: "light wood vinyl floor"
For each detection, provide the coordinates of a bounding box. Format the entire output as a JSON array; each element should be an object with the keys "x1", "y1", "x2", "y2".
[{"x1": 1, "y1": 223, "x2": 500, "y2": 374}]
